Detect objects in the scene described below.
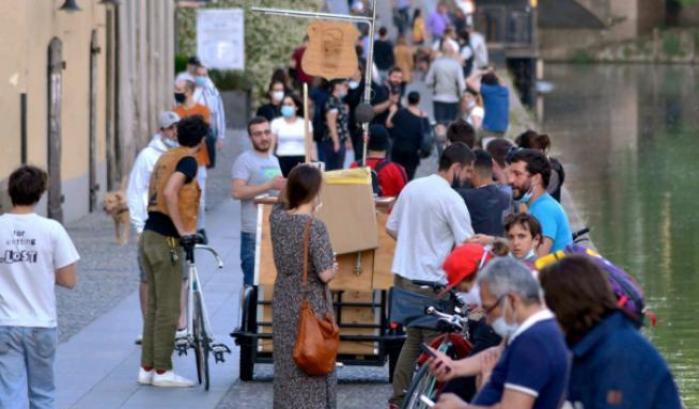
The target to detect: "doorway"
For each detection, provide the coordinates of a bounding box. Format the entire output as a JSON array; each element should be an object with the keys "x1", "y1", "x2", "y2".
[{"x1": 47, "y1": 38, "x2": 64, "y2": 222}]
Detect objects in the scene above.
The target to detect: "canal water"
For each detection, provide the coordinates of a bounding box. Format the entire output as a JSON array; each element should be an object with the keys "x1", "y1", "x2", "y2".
[{"x1": 541, "y1": 63, "x2": 699, "y2": 406}]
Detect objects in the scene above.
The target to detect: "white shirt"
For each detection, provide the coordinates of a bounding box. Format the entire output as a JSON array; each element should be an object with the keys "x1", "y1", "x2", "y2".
[
  {"x1": 470, "y1": 31, "x2": 489, "y2": 68},
  {"x1": 465, "y1": 106, "x2": 485, "y2": 129},
  {"x1": 386, "y1": 174, "x2": 474, "y2": 282},
  {"x1": 127, "y1": 135, "x2": 169, "y2": 234},
  {"x1": 0, "y1": 213, "x2": 80, "y2": 328},
  {"x1": 271, "y1": 117, "x2": 312, "y2": 157},
  {"x1": 194, "y1": 77, "x2": 227, "y2": 140}
]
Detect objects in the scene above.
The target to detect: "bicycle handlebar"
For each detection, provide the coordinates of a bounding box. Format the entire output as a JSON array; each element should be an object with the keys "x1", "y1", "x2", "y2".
[
  {"x1": 189, "y1": 244, "x2": 224, "y2": 269},
  {"x1": 425, "y1": 306, "x2": 468, "y2": 330}
]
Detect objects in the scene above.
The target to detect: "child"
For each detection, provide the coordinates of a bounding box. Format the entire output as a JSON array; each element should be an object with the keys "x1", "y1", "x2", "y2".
[{"x1": 504, "y1": 213, "x2": 542, "y2": 263}]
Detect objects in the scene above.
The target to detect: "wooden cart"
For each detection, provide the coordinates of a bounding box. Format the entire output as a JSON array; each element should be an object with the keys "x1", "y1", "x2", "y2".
[{"x1": 230, "y1": 196, "x2": 405, "y2": 381}]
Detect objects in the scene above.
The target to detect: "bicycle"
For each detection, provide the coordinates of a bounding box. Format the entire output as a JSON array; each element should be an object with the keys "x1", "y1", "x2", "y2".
[
  {"x1": 175, "y1": 239, "x2": 231, "y2": 390},
  {"x1": 400, "y1": 282, "x2": 474, "y2": 409}
]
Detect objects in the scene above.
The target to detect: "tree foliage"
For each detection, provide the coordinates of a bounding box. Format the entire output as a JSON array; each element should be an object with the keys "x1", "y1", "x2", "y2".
[{"x1": 176, "y1": 0, "x2": 324, "y2": 96}]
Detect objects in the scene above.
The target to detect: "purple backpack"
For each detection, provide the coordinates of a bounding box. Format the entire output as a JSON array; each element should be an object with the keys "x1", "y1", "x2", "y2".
[{"x1": 537, "y1": 244, "x2": 650, "y2": 327}]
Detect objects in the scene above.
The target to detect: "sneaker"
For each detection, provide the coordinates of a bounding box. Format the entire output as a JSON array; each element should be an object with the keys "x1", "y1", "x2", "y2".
[
  {"x1": 135, "y1": 334, "x2": 142, "y2": 345},
  {"x1": 152, "y1": 370, "x2": 194, "y2": 388},
  {"x1": 175, "y1": 328, "x2": 188, "y2": 339},
  {"x1": 137, "y1": 368, "x2": 153, "y2": 385}
]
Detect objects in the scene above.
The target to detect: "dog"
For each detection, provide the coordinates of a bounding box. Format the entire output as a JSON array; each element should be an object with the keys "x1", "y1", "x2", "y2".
[{"x1": 103, "y1": 189, "x2": 130, "y2": 246}]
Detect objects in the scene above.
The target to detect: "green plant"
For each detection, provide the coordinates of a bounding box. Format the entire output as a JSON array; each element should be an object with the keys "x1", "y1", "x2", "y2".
[
  {"x1": 175, "y1": 54, "x2": 189, "y2": 75},
  {"x1": 571, "y1": 49, "x2": 594, "y2": 64},
  {"x1": 662, "y1": 32, "x2": 682, "y2": 56},
  {"x1": 176, "y1": 0, "x2": 324, "y2": 99},
  {"x1": 209, "y1": 69, "x2": 253, "y2": 91}
]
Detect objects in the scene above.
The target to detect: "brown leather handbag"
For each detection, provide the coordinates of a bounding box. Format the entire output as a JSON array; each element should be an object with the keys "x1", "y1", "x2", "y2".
[{"x1": 293, "y1": 218, "x2": 340, "y2": 376}]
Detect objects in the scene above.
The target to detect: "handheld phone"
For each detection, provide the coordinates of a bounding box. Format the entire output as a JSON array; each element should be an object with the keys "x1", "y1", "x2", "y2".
[
  {"x1": 419, "y1": 395, "x2": 436, "y2": 408},
  {"x1": 420, "y1": 343, "x2": 437, "y2": 358}
]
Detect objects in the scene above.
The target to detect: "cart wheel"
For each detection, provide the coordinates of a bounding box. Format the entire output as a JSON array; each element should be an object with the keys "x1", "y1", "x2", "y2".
[{"x1": 238, "y1": 286, "x2": 258, "y2": 381}]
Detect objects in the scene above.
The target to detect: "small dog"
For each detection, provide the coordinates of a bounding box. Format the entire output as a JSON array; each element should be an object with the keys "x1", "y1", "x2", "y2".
[{"x1": 103, "y1": 189, "x2": 130, "y2": 246}]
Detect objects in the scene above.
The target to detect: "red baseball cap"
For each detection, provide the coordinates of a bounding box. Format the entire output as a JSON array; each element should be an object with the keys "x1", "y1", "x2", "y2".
[{"x1": 442, "y1": 243, "x2": 492, "y2": 294}]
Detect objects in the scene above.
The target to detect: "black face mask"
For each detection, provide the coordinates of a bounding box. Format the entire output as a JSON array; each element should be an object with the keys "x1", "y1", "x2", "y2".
[{"x1": 174, "y1": 93, "x2": 186, "y2": 104}]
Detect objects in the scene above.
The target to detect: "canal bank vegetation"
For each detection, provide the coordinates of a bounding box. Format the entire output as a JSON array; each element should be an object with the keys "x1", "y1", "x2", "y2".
[
  {"x1": 175, "y1": 0, "x2": 324, "y2": 98},
  {"x1": 558, "y1": 27, "x2": 699, "y2": 65}
]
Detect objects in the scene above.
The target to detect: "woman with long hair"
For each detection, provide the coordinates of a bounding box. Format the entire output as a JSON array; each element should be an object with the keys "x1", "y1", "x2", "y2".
[
  {"x1": 539, "y1": 256, "x2": 682, "y2": 409},
  {"x1": 271, "y1": 164, "x2": 337, "y2": 409},
  {"x1": 271, "y1": 94, "x2": 316, "y2": 176}
]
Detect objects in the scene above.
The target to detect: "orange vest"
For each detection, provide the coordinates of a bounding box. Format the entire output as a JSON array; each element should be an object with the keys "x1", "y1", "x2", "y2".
[{"x1": 147, "y1": 147, "x2": 201, "y2": 232}]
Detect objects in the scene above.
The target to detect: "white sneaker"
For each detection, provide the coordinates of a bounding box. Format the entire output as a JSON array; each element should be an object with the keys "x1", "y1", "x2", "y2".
[
  {"x1": 152, "y1": 370, "x2": 194, "y2": 388},
  {"x1": 175, "y1": 328, "x2": 188, "y2": 339},
  {"x1": 137, "y1": 368, "x2": 153, "y2": 385}
]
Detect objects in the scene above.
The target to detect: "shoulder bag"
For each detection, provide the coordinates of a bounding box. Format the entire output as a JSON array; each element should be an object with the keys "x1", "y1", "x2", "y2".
[{"x1": 293, "y1": 218, "x2": 340, "y2": 376}]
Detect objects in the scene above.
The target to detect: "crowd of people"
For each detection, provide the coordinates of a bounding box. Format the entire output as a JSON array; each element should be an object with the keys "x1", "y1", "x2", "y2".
[{"x1": 0, "y1": 1, "x2": 684, "y2": 409}]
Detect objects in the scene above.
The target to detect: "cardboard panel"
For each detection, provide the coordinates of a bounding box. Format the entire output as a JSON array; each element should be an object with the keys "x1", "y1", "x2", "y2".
[
  {"x1": 316, "y1": 182, "x2": 379, "y2": 254},
  {"x1": 373, "y1": 211, "x2": 396, "y2": 289},
  {"x1": 302, "y1": 21, "x2": 360, "y2": 80}
]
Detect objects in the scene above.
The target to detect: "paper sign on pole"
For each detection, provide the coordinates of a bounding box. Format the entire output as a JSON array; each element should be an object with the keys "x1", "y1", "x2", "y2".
[
  {"x1": 302, "y1": 21, "x2": 360, "y2": 80},
  {"x1": 196, "y1": 9, "x2": 245, "y2": 70}
]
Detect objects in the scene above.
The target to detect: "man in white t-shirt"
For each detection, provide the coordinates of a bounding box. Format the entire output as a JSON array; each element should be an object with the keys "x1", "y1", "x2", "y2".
[
  {"x1": 0, "y1": 165, "x2": 79, "y2": 409},
  {"x1": 386, "y1": 143, "x2": 475, "y2": 408}
]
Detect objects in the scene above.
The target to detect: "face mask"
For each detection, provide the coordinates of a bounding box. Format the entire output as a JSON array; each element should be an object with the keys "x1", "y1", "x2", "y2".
[
  {"x1": 174, "y1": 93, "x2": 186, "y2": 104},
  {"x1": 281, "y1": 105, "x2": 296, "y2": 118},
  {"x1": 162, "y1": 137, "x2": 179, "y2": 149},
  {"x1": 348, "y1": 80, "x2": 360, "y2": 90},
  {"x1": 467, "y1": 100, "x2": 476, "y2": 109},
  {"x1": 194, "y1": 76, "x2": 208, "y2": 88},
  {"x1": 515, "y1": 189, "x2": 534, "y2": 205},
  {"x1": 272, "y1": 91, "x2": 284, "y2": 103},
  {"x1": 491, "y1": 297, "x2": 519, "y2": 339}
]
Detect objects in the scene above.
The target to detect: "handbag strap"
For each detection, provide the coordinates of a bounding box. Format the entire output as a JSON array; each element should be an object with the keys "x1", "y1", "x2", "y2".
[{"x1": 302, "y1": 217, "x2": 313, "y2": 289}]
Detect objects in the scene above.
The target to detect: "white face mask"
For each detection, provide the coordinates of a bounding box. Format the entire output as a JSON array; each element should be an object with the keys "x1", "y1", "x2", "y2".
[
  {"x1": 272, "y1": 91, "x2": 284, "y2": 103},
  {"x1": 162, "y1": 136, "x2": 179, "y2": 149},
  {"x1": 348, "y1": 80, "x2": 360, "y2": 90},
  {"x1": 491, "y1": 297, "x2": 519, "y2": 339},
  {"x1": 467, "y1": 100, "x2": 476, "y2": 109}
]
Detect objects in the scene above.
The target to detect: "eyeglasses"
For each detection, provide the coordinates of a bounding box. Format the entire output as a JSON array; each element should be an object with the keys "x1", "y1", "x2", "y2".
[{"x1": 482, "y1": 295, "x2": 506, "y2": 316}]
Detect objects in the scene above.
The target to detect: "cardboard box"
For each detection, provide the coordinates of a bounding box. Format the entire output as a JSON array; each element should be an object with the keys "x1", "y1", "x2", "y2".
[{"x1": 316, "y1": 168, "x2": 379, "y2": 255}]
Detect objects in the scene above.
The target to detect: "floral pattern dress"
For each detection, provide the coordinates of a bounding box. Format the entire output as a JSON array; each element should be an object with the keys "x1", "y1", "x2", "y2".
[{"x1": 270, "y1": 205, "x2": 336, "y2": 409}]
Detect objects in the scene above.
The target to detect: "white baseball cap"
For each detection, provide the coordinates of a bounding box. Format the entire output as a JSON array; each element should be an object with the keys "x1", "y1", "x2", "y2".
[{"x1": 159, "y1": 111, "x2": 180, "y2": 129}]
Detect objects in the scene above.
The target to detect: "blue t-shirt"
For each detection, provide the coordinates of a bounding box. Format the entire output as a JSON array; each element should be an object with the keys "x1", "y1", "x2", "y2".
[
  {"x1": 528, "y1": 193, "x2": 572, "y2": 252},
  {"x1": 481, "y1": 84, "x2": 510, "y2": 133},
  {"x1": 474, "y1": 315, "x2": 570, "y2": 409},
  {"x1": 568, "y1": 311, "x2": 682, "y2": 409}
]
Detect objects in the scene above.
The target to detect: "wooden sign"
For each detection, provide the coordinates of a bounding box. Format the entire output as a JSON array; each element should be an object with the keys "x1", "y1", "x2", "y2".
[{"x1": 302, "y1": 21, "x2": 360, "y2": 80}]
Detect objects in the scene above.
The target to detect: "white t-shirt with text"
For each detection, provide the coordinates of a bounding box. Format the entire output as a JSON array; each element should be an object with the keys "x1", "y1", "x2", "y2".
[{"x1": 0, "y1": 213, "x2": 80, "y2": 328}]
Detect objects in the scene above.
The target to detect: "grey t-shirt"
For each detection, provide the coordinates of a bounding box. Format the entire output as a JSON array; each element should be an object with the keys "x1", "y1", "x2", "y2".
[{"x1": 231, "y1": 150, "x2": 282, "y2": 233}]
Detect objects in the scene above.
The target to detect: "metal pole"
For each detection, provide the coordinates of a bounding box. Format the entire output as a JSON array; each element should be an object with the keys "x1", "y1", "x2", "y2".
[
  {"x1": 251, "y1": 7, "x2": 373, "y2": 24},
  {"x1": 361, "y1": 0, "x2": 377, "y2": 166},
  {"x1": 303, "y1": 83, "x2": 311, "y2": 164}
]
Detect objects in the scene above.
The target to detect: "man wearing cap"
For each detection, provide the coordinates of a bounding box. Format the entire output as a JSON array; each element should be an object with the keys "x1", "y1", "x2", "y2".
[
  {"x1": 351, "y1": 124, "x2": 407, "y2": 197},
  {"x1": 127, "y1": 111, "x2": 182, "y2": 343}
]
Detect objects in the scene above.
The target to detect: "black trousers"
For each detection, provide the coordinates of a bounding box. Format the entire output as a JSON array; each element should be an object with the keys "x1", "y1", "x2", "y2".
[{"x1": 277, "y1": 155, "x2": 305, "y2": 177}]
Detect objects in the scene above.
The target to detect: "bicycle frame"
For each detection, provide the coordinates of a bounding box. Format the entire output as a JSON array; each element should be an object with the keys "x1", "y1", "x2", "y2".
[{"x1": 184, "y1": 245, "x2": 224, "y2": 343}]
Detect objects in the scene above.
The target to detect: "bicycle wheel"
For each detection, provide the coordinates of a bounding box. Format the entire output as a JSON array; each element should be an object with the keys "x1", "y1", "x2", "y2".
[
  {"x1": 401, "y1": 364, "x2": 438, "y2": 409},
  {"x1": 193, "y1": 292, "x2": 210, "y2": 390}
]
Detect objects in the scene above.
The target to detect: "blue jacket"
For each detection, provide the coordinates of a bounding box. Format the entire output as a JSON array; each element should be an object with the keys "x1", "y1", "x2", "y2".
[{"x1": 568, "y1": 311, "x2": 682, "y2": 409}]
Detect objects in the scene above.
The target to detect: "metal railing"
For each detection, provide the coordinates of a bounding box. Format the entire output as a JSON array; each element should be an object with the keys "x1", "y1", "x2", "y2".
[{"x1": 474, "y1": 5, "x2": 535, "y2": 48}]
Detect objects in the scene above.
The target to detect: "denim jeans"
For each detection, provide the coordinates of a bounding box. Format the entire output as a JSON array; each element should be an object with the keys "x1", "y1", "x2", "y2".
[
  {"x1": 0, "y1": 326, "x2": 57, "y2": 409},
  {"x1": 240, "y1": 232, "x2": 256, "y2": 286},
  {"x1": 318, "y1": 139, "x2": 346, "y2": 171}
]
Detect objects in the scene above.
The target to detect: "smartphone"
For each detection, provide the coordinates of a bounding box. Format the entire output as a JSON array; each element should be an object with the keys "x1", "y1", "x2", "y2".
[
  {"x1": 420, "y1": 343, "x2": 437, "y2": 358},
  {"x1": 419, "y1": 395, "x2": 436, "y2": 408}
]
